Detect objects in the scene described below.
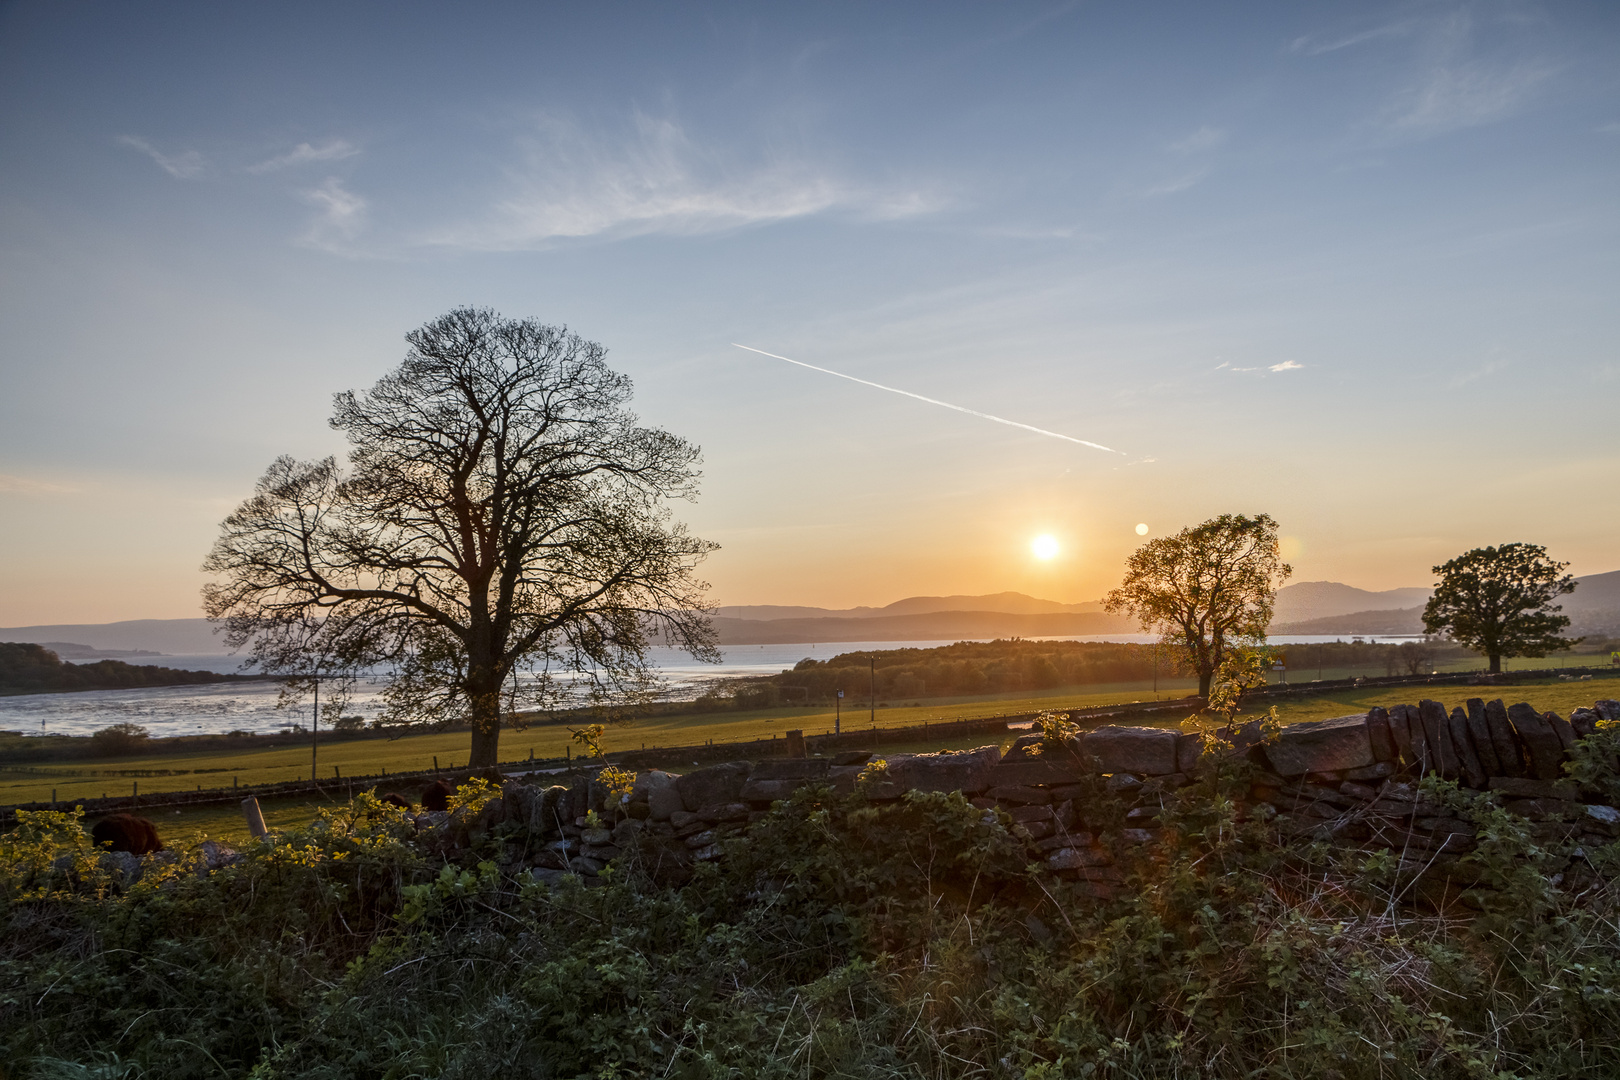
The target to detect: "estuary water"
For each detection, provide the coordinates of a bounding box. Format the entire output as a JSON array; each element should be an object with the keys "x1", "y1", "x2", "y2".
[{"x1": 0, "y1": 634, "x2": 1425, "y2": 739}]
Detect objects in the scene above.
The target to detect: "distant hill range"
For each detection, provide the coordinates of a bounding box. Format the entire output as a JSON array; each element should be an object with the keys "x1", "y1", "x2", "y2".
[{"x1": 5, "y1": 571, "x2": 1615, "y2": 653}]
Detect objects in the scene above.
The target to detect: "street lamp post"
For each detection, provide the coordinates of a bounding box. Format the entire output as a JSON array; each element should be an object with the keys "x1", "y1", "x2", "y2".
[{"x1": 869, "y1": 657, "x2": 876, "y2": 727}]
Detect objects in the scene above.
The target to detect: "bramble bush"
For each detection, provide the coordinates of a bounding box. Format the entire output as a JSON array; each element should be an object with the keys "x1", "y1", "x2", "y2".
[{"x1": 4, "y1": 744, "x2": 1620, "y2": 1078}]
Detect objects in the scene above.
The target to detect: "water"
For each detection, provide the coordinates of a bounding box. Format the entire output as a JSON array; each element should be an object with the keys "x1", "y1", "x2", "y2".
[{"x1": 0, "y1": 634, "x2": 1430, "y2": 739}]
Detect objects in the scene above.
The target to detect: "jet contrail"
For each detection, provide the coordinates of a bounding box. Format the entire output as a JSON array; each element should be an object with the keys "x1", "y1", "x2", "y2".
[{"x1": 732, "y1": 343, "x2": 1121, "y2": 454}]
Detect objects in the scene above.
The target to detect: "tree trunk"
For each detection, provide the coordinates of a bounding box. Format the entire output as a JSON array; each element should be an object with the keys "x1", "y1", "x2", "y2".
[
  {"x1": 1488, "y1": 653, "x2": 1501, "y2": 674},
  {"x1": 1198, "y1": 669, "x2": 1212, "y2": 698},
  {"x1": 467, "y1": 687, "x2": 502, "y2": 768}
]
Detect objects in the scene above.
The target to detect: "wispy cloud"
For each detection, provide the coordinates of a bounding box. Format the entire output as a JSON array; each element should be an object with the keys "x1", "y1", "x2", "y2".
[
  {"x1": 0, "y1": 473, "x2": 79, "y2": 495},
  {"x1": 1269, "y1": 360, "x2": 1304, "y2": 372},
  {"x1": 1214, "y1": 359, "x2": 1304, "y2": 375},
  {"x1": 1287, "y1": 21, "x2": 1414, "y2": 56},
  {"x1": 117, "y1": 135, "x2": 205, "y2": 179},
  {"x1": 1139, "y1": 168, "x2": 1209, "y2": 198},
  {"x1": 1386, "y1": 57, "x2": 1557, "y2": 133},
  {"x1": 1449, "y1": 358, "x2": 1508, "y2": 388},
  {"x1": 246, "y1": 139, "x2": 359, "y2": 173},
  {"x1": 423, "y1": 112, "x2": 946, "y2": 250},
  {"x1": 1168, "y1": 125, "x2": 1226, "y2": 154},
  {"x1": 299, "y1": 177, "x2": 367, "y2": 252}
]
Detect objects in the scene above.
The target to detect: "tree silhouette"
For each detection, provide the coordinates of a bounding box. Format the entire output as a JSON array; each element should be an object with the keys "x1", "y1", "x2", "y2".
[{"x1": 1422, "y1": 543, "x2": 1578, "y2": 673}]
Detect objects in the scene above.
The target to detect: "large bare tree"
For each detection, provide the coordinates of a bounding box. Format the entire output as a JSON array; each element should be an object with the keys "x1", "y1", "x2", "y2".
[
  {"x1": 1103, "y1": 513, "x2": 1291, "y2": 698},
  {"x1": 203, "y1": 308, "x2": 719, "y2": 768}
]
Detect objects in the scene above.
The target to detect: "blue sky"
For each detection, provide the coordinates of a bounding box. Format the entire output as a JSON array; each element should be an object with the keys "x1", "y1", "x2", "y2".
[{"x1": 1, "y1": 1, "x2": 1616, "y2": 624}]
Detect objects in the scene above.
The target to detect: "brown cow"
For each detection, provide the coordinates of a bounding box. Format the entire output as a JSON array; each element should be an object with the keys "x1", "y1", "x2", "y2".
[
  {"x1": 91, "y1": 814, "x2": 164, "y2": 855},
  {"x1": 379, "y1": 792, "x2": 412, "y2": 810},
  {"x1": 421, "y1": 780, "x2": 453, "y2": 812}
]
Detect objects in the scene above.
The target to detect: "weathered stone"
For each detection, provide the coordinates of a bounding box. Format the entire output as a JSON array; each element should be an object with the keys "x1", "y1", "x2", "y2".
[
  {"x1": 675, "y1": 762, "x2": 751, "y2": 812},
  {"x1": 887, "y1": 746, "x2": 1002, "y2": 794},
  {"x1": 1002, "y1": 733, "x2": 1045, "y2": 761},
  {"x1": 1080, "y1": 725, "x2": 1180, "y2": 775},
  {"x1": 1120, "y1": 828, "x2": 1158, "y2": 844},
  {"x1": 683, "y1": 829, "x2": 717, "y2": 849},
  {"x1": 690, "y1": 843, "x2": 723, "y2": 861},
  {"x1": 1419, "y1": 700, "x2": 1460, "y2": 780},
  {"x1": 1366, "y1": 706, "x2": 1397, "y2": 763},
  {"x1": 631, "y1": 770, "x2": 684, "y2": 822},
  {"x1": 832, "y1": 751, "x2": 873, "y2": 767},
  {"x1": 1017, "y1": 820, "x2": 1056, "y2": 841},
  {"x1": 749, "y1": 759, "x2": 831, "y2": 781},
  {"x1": 1503, "y1": 798, "x2": 1578, "y2": 820},
  {"x1": 987, "y1": 785, "x2": 1050, "y2": 805},
  {"x1": 1124, "y1": 806, "x2": 1160, "y2": 823},
  {"x1": 1047, "y1": 846, "x2": 1110, "y2": 870},
  {"x1": 1264, "y1": 714, "x2": 1374, "y2": 777},
  {"x1": 1594, "y1": 700, "x2": 1620, "y2": 723},
  {"x1": 580, "y1": 844, "x2": 619, "y2": 861},
  {"x1": 1339, "y1": 781, "x2": 1380, "y2": 801},
  {"x1": 1046, "y1": 783, "x2": 1092, "y2": 802},
  {"x1": 1546, "y1": 712, "x2": 1577, "y2": 754},
  {"x1": 1141, "y1": 772, "x2": 1192, "y2": 793},
  {"x1": 1175, "y1": 732, "x2": 1205, "y2": 773},
  {"x1": 580, "y1": 827, "x2": 613, "y2": 846},
  {"x1": 569, "y1": 856, "x2": 605, "y2": 875},
  {"x1": 1484, "y1": 699, "x2": 1525, "y2": 778},
  {"x1": 1036, "y1": 831, "x2": 1093, "y2": 852},
  {"x1": 1008, "y1": 803, "x2": 1054, "y2": 823},
  {"x1": 1449, "y1": 706, "x2": 1487, "y2": 788},
  {"x1": 1570, "y1": 708, "x2": 1600, "y2": 740},
  {"x1": 1387, "y1": 704, "x2": 1416, "y2": 769},
  {"x1": 699, "y1": 802, "x2": 750, "y2": 823},
  {"x1": 739, "y1": 778, "x2": 808, "y2": 803},
  {"x1": 1507, "y1": 703, "x2": 1564, "y2": 781},
  {"x1": 784, "y1": 729, "x2": 806, "y2": 758},
  {"x1": 1343, "y1": 761, "x2": 1395, "y2": 781},
  {"x1": 529, "y1": 867, "x2": 568, "y2": 886},
  {"x1": 1464, "y1": 699, "x2": 1501, "y2": 777},
  {"x1": 1487, "y1": 776, "x2": 1580, "y2": 801},
  {"x1": 675, "y1": 817, "x2": 710, "y2": 839},
  {"x1": 669, "y1": 809, "x2": 702, "y2": 830},
  {"x1": 987, "y1": 757, "x2": 1084, "y2": 787},
  {"x1": 1104, "y1": 773, "x2": 1143, "y2": 795},
  {"x1": 1583, "y1": 804, "x2": 1620, "y2": 831}
]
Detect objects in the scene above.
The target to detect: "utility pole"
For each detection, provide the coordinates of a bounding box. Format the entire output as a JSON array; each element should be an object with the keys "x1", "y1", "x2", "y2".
[
  {"x1": 311, "y1": 673, "x2": 319, "y2": 787},
  {"x1": 835, "y1": 689, "x2": 842, "y2": 735},
  {"x1": 869, "y1": 657, "x2": 876, "y2": 726}
]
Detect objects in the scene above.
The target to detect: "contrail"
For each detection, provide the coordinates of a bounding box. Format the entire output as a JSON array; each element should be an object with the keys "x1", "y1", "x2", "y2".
[{"x1": 732, "y1": 343, "x2": 1121, "y2": 454}]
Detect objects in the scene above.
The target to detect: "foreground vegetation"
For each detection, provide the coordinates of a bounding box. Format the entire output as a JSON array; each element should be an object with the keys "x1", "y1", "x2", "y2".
[{"x1": 8, "y1": 722, "x2": 1620, "y2": 1078}]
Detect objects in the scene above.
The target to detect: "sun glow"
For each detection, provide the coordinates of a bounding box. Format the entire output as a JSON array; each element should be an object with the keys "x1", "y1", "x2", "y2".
[{"x1": 1030, "y1": 534, "x2": 1060, "y2": 560}]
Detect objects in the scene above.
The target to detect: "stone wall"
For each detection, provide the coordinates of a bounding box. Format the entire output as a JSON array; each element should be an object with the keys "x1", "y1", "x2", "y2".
[{"x1": 439, "y1": 697, "x2": 1620, "y2": 902}]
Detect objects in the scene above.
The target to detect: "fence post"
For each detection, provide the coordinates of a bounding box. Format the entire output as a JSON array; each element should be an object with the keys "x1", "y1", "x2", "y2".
[
  {"x1": 132, "y1": 780, "x2": 138, "y2": 808},
  {"x1": 242, "y1": 797, "x2": 268, "y2": 838}
]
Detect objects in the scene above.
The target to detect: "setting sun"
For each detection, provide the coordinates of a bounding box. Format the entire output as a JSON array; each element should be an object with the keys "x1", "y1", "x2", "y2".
[{"x1": 1030, "y1": 534, "x2": 1060, "y2": 560}]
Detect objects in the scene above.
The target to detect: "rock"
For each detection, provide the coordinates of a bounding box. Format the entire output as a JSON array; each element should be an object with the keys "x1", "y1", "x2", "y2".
[
  {"x1": 580, "y1": 844, "x2": 619, "y2": 861},
  {"x1": 1119, "y1": 828, "x2": 1158, "y2": 844},
  {"x1": 569, "y1": 856, "x2": 605, "y2": 875},
  {"x1": 887, "y1": 746, "x2": 1002, "y2": 795},
  {"x1": 1449, "y1": 706, "x2": 1487, "y2": 788},
  {"x1": 1176, "y1": 732, "x2": 1205, "y2": 773},
  {"x1": 691, "y1": 844, "x2": 724, "y2": 861},
  {"x1": 987, "y1": 785, "x2": 1051, "y2": 805},
  {"x1": 196, "y1": 840, "x2": 238, "y2": 872},
  {"x1": 1418, "y1": 701, "x2": 1460, "y2": 780},
  {"x1": 1047, "y1": 846, "x2": 1111, "y2": 870},
  {"x1": 612, "y1": 819, "x2": 645, "y2": 845},
  {"x1": 676, "y1": 762, "x2": 751, "y2": 812},
  {"x1": 1339, "y1": 781, "x2": 1380, "y2": 801},
  {"x1": 832, "y1": 751, "x2": 873, "y2": 767},
  {"x1": 99, "y1": 850, "x2": 143, "y2": 884},
  {"x1": 1594, "y1": 700, "x2": 1620, "y2": 723},
  {"x1": 1104, "y1": 773, "x2": 1143, "y2": 795},
  {"x1": 580, "y1": 827, "x2": 613, "y2": 846},
  {"x1": 1018, "y1": 820, "x2": 1056, "y2": 841},
  {"x1": 683, "y1": 830, "x2": 717, "y2": 849},
  {"x1": 546, "y1": 838, "x2": 578, "y2": 856},
  {"x1": 1387, "y1": 704, "x2": 1417, "y2": 771},
  {"x1": 1464, "y1": 699, "x2": 1501, "y2": 777},
  {"x1": 1546, "y1": 712, "x2": 1577, "y2": 755},
  {"x1": 1008, "y1": 804, "x2": 1054, "y2": 823},
  {"x1": 1366, "y1": 707, "x2": 1397, "y2": 763},
  {"x1": 1002, "y1": 733, "x2": 1045, "y2": 761},
  {"x1": 1570, "y1": 708, "x2": 1600, "y2": 739},
  {"x1": 700, "y1": 802, "x2": 751, "y2": 824},
  {"x1": 740, "y1": 759, "x2": 830, "y2": 802},
  {"x1": 1264, "y1": 714, "x2": 1375, "y2": 777},
  {"x1": 1124, "y1": 806, "x2": 1160, "y2": 823},
  {"x1": 1486, "y1": 776, "x2": 1580, "y2": 800},
  {"x1": 1343, "y1": 761, "x2": 1395, "y2": 781},
  {"x1": 1484, "y1": 700, "x2": 1525, "y2": 778},
  {"x1": 1080, "y1": 725, "x2": 1180, "y2": 776},
  {"x1": 1583, "y1": 804, "x2": 1620, "y2": 832},
  {"x1": 631, "y1": 771, "x2": 684, "y2": 822},
  {"x1": 670, "y1": 810, "x2": 702, "y2": 830},
  {"x1": 987, "y1": 757, "x2": 1085, "y2": 786},
  {"x1": 1502, "y1": 798, "x2": 1578, "y2": 820},
  {"x1": 1507, "y1": 703, "x2": 1564, "y2": 781}
]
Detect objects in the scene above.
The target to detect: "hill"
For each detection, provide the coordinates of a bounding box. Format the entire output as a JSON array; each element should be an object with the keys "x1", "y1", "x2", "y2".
[
  {"x1": 713, "y1": 609, "x2": 1134, "y2": 645},
  {"x1": 1268, "y1": 581, "x2": 1432, "y2": 624},
  {"x1": 715, "y1": 591, "x2": 1101, "y2": 621},
  {"x1": 0, "y1": 642, "x2": 266, "y2": 695},
  {"x1": 0, "y1": 618, "x2": 222, "y2": 655}
]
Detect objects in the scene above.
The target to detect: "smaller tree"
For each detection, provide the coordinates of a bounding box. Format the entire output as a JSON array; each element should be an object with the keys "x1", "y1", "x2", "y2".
[
  {"x1": 1423, "y1": 543, "x2": 1579, "y2": 673},
  {"x1": 1104, "y1": 513, "x2": 1292, "y2": 698}
]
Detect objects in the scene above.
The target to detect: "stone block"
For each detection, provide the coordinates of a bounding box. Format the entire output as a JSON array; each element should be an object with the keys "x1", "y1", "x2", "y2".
[
  {"x1": 1386, "y1": 703, "x2": 1415, "y2": 768},
  {"x1": 700, "y1": 802, "x2": 751, "y2": 823},
  {"x1": 1418, "y1": 700, "x2": 1459, "y2": 779},
  {"x1": 1507, "y1": 703, "x2": 1564, "y2": 781},
  {"x1": 1263, "y1": 714, "x2": 1374, "y2": 777},
  {"x1": 987, "y1": 758, "x2": 1084, "y2": 787},
  {"x1": 1484, "y1": 699, "x2": 1525, "y2": 778},
  {"x1": 1120, "y1": 828, "x2": 1158, "y2": 844},
  {"x1": 669, "y1": 810, "x2": 701, "y2": 830},
  {"x1": 1046, "y1": 846, "x2": 1111, "y2": 870},
  {"x1": 676, "y1": 762, "x2": 751, "y2": 812},
  {"x1": 988, "y1": 785, "x2": 1050, "y2": 805},
  {"x1": 887, "y1": 746, "x2": 1002, "y2": 794},
  {"x1": 631, "y1": 770, "x2": 684, "y2": 822},
  {"x1": 1175, "y1": 732, "x2": 1204, "y2": 774},
  {"x1": 748, "y1": 759, "x2": 830, "y2": 781},
  {"x1": 1465, "y1": 699, "x2": 1501, "y2": 776},
  {"x1": 1366, "y1": 706, "x2": 1397, "y2": 763},
  {"x1": 1002, "y1": 733, "x2": 1045, "y2": 761},
  {"x1": 1546, "y1": 712, "x2": 1577, "y2": 754},
  {"x1": 740, "y1": 778, "x2": 813, "y2": 803},
  {"x1": 1080, "y1": 725, "x2": 1180, "y2": 775},
  {"x1": 1570, "y1": 708, "x2": 1599, "y2": 740},
  {"x1": 1595, "y1": 700, "x2": 1620, "y2": 723},
  {"x1": 1487, "y1": 776, "x2": 1580, "y2": 801},
  {"x1": 832, "y1": 751, "x2": 873, "y2": 767},
  {"x1": 1008, "y1": 803, "x2": 1055, "y2": 823},
  {"x1": 1449, "y1": 706, "x2": 1487, "y2": 788},
  {"x1": 1503, "y1": 798, "x2": 1578, "y2": 820},
  {"x1": 1343, "y1": 761, "x2": 1395, "y2": 781},
  {"x1": 1017, "y1": 820, "x2": 1056, "y2": 841}
]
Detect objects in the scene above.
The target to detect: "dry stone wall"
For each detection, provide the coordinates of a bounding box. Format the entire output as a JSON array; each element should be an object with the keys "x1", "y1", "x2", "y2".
[{"x1": 429, "y1": 697, "x2": 1620, "y2": 902}]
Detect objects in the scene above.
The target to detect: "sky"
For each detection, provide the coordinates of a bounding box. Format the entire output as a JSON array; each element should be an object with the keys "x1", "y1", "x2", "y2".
[{"x1": 1, "y1": 0, "x2": 1617, "y2": 626}]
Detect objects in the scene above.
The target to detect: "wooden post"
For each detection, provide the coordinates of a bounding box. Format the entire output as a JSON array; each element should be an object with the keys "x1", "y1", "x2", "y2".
[
  {"x1": 242, "y1": 797, "x2": 268, "y2": 838},
  {"x1": 51, "y1": 788, "x2": 56, "y2": 808},
  {"x1": 433, "y1": 755, "x2": 440, "y2": 775},
  {"x1": 334, "y1": 766, "x2": 341, "y2": 779},
  {"x1": 132, "y1": 780, "x2": 138, "y2": 808}
]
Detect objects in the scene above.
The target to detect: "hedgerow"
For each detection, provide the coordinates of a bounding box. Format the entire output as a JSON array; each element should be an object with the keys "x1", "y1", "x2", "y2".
[{"x1": 4, "y1": 755, "x2": 1620, "y2": 1078}]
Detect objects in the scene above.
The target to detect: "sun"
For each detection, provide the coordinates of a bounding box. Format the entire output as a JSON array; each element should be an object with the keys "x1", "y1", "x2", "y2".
[{"x1": 1030, "y1": 534, "x2": 1060, "y2": 560}]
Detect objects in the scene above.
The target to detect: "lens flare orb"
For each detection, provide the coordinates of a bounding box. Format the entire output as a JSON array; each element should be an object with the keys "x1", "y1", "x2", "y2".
[
  {"x1": 1135, "y1": 523, "x2": 1149, "y2": 536},
  {"x1": 1031, "y1": 534, "x2": 1060, "y2": 560}
]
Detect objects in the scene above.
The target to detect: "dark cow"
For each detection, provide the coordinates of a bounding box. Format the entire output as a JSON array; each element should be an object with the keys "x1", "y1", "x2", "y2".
[
  {"x1": 421, "y1": 779, "x2": 453, "y2": 812},
  {"x1": 379, "y1": 792, "x2": 412, "y2": 810},
  {"x1": 91, "y1": 814, "x2": 164, "y2": 855}
]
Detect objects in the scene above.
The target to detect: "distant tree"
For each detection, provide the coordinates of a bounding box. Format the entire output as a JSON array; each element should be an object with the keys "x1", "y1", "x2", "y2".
[
  {"x1": 1422, "y1": 543, "x2": 1579, "y2": 673},
  {"x1": 1103, "y1": 514, "x2": 1292, "y2": 698},
  {"x1": 90, "y1": 723, "x2": 151, "y2": 757},
  {"x1": 204, "y1": 308, "x2": 719, "y2": 769},
  {"x1": 1397, "y1": 640, "x2": 1435, "y2": 676}
]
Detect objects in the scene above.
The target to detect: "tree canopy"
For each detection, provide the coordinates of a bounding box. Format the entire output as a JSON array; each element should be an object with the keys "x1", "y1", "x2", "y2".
[
  {"x1": 1422, "y1": 543, "x2": 1578, "y2": 673},
  {"x1": 1102, "y1": 513, "x2": 1291, "y2": 697},
  {"x1": 203, "y1": 308, "x2": 719, "y2": 767}
]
